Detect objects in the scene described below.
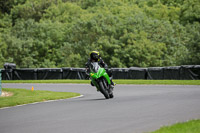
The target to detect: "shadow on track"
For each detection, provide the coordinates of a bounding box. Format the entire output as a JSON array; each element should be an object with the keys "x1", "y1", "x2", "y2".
[{"x1": 82, "y1": 98, "x2": 108, "y2": 101}]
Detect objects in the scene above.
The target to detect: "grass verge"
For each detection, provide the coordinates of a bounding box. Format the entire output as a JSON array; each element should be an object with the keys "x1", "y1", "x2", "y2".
[
  {"x1": 151, "y1": 119, "x2": 200, "y2": 133},
  {"x1": 0, "y1": 88, "x2": 80, "y2": 108},
  {"x1": 114, "y1": 80, "x2": 200, "y2": 85},
  {"x1": 2, "y1": 80, "x2": 200, "y2": 85}
]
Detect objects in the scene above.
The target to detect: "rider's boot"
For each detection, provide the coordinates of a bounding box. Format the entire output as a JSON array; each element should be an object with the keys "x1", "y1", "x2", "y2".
[
  {"x1": 109, "y1": 76, "x2": 116, "y2": 88},
  {"x1": 110, "y1": 80, "x2": 116, "y2": 88}
]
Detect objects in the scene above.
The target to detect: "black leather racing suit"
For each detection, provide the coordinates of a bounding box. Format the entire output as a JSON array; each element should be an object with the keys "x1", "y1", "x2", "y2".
[
  {"x1": 85, "y1": 57, "x2": 114, "y2": 85},
  {"x1": 85, "y1": 57, "x2": 107, "y2": 69}
]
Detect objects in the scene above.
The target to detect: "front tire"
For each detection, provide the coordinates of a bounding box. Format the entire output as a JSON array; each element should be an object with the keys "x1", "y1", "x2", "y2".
[{"x1": 99, "y1": 80, "x2": 110, "y2": 99}]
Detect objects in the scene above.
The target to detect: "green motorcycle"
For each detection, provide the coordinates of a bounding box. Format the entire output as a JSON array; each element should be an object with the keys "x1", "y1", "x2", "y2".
[{"x1": 87, "y1": 62, "x2": 114, "y2": 99}]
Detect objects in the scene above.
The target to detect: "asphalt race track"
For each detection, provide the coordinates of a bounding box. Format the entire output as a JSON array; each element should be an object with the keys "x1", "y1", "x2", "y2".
[{"x1": 1, "y1": 83, "x2": 200, "y2": 133}]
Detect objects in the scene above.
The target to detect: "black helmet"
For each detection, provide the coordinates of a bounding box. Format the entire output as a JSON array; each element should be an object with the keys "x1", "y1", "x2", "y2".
[{"x1": 90, "y1": 51, "x2": 100, "y2": 61}]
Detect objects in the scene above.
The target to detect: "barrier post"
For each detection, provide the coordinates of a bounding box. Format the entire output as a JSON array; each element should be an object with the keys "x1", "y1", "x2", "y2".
[{"x1": 0, "y1": 69, "x2": 1, "y2": 95}]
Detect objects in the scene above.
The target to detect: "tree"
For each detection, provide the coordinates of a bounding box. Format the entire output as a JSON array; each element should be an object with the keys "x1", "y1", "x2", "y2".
[
  {"x1": 180, "y1": 0, "x2": 200, "y2": 24},
  {"x1": 0, "y1": 0, "x2": 199, "y2": 68},
  {"x1": 0, "y1": 0, "x2": 27, "y2": 14},
  {"x1": 184, "y1": 23, "x2": 200, "y2": 65},
  {"x1": 11, "y1": 0, "x2": 57, "y2": 23}
]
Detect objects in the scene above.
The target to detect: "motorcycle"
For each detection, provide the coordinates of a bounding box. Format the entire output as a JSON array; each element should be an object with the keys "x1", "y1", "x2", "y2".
[{"x1": 86, "y1": 62, "x2": 114, "y2": 99}]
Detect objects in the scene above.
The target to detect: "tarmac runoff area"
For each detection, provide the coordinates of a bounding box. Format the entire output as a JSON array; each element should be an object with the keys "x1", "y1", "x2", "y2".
[{"x1": 0, "y1": 83, "x2": 200, "y2": 133}]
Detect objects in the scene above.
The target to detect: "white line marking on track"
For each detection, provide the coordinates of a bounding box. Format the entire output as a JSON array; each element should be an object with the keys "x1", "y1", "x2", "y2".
[{"x1": 0, "y1": 95, "x2": 84, "y2": 110}]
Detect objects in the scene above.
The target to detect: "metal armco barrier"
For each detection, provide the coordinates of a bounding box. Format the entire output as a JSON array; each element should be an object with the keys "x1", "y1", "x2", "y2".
[{"x1": 1, "y1": 65, "x2": 200, "y2": 80}]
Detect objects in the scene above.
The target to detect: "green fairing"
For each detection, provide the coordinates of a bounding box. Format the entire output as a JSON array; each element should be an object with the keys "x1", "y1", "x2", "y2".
[{"x1": 90, "y1": 67, "x2": 111, "y2": 89}]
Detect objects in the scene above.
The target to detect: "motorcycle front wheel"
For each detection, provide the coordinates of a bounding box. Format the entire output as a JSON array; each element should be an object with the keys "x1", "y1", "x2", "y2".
[{"x1": 99, "y1": 80, "x2": 110, "y2": 99}]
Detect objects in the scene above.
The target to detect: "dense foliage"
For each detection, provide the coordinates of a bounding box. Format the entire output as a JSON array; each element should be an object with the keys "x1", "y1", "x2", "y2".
[{"x1": 0, "y1": 0, "x2": 199, "y2": 68}]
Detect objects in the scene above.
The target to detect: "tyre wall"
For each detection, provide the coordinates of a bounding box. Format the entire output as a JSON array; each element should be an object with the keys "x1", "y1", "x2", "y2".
[{"x1": 1, "y1": 63, "x2": 200, "y2": 80}]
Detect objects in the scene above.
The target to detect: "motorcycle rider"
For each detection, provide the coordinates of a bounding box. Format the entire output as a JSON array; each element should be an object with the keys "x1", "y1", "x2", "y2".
[{"x1": 85, "y1": 51, "x2": 116, "y2": 88}]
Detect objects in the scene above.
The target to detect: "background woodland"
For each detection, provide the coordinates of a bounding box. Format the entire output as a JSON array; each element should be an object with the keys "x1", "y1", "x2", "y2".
[{"x1": 0, "y1": 0, "x2": 199, "y2": 68}]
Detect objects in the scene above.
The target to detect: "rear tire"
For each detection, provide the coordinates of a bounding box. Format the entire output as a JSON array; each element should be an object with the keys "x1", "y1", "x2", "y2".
[{"x1": 99, "y1": 80, "x2": 110, "y2": 99}]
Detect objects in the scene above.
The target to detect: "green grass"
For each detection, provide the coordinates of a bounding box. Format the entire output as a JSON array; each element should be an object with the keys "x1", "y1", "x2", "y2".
[
  {"x1": 2, "y1": 79, "x2": 200, "y2": 85},
  {"x1": 0, "y1": 88, "x2": 80, "y2": 108},
  {"x1": 114, "y1": 80, "x2": 200, "y2": 85},
  {"x1": 2, "y1": 79, "x2": 90, "y2": 84},
  {"x1": 151, "y1": 119, "x2": 200, "y2": 133}
]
